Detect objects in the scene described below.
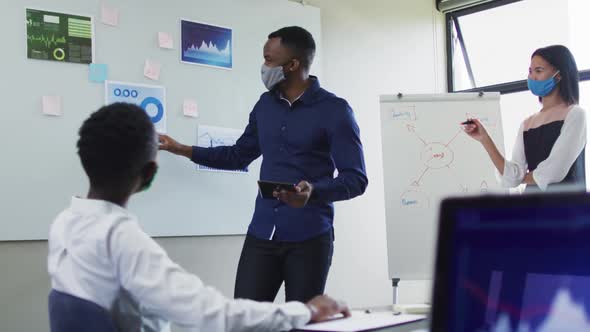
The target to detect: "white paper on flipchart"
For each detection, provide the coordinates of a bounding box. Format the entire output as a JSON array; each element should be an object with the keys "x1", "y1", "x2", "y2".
[{"x1": 299, "y1": 311, "x2": 425, "y2": 332}]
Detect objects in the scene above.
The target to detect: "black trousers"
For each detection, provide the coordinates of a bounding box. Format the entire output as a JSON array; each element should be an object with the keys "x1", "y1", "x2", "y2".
[{"x1": 234, "y1": 231, "x2": 334, "y2": 303}]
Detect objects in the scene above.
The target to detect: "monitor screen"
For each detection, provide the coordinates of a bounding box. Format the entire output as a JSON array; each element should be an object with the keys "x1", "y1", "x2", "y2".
[{"x1": 431, "y1": 194, "x2": 590, "y2": 332}]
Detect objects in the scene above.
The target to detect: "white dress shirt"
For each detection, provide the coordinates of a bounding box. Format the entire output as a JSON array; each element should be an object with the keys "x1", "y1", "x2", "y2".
[
  {"x1": 48, "y1": 197, "x2": 311, "y2": 331},
  {"x1": 497, "y1": 105, "x2": 587, "y2": 191}
]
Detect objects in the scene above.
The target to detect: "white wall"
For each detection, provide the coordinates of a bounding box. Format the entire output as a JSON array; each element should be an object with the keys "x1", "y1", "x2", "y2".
[
  {"x1": 0, "y1": 0, "x2": 445, "y2": 330},
  {"x1": 313, "y1": 0, "x2": 445, "y2": 306}
]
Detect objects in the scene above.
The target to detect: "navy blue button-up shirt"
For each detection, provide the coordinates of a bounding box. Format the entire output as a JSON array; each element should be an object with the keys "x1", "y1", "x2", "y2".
[{"x1": 191, "y1": 76, "x2": 368, "y2": 242}]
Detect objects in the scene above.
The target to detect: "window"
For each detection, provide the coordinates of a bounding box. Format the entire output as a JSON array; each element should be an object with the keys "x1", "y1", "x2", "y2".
[
  {"x1": 446, "y1": 0, "x2": 590, "y2": 189},
  {"x1": 448, "y1": 0, "x2": 590, "y2": 92}
]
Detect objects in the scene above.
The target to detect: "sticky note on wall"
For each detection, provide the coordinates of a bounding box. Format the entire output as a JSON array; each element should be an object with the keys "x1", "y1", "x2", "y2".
[
  {"x1": 42, "y1": 96, "x2": 62, "y2": 116},
  {"x1": 183, "y1": 99, "x2": 199, "y2": 117},
  {"x1": 144, "y1": 59, "x2": 161, "y2": 81},
  {"x1": 89, "y1": 63, "x2": 108, "y2": 83},
  {"x1": 101, "y1": 3, "x2": 119, "y2": 26},
  {"x1": 158, "y1": 32, "x2": 173, "y2": 49}
]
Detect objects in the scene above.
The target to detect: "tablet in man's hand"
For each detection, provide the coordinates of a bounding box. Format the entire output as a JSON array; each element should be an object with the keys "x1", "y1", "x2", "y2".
[{"x1": 257, "y1": 180, "x2": 297, "y2": 199}]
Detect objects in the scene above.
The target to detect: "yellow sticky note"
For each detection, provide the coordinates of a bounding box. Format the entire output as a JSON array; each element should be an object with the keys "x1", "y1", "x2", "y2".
[
  {"x1": 42, "y1": 96, "x2": 62, "y2": 116},
  {"x1": 144, "y1": 59, "x2": 161, "y2": 81},
  {"x1": 158, "y1": 32, "x2": 173, "y2": 49},
  {"x1": 183, "y1": 99, "x2": 199, "y2": 118}
]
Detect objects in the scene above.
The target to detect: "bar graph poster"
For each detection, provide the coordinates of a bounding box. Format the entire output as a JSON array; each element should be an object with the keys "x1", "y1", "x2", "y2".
[
  {"x1": 181, "y1": 19, "x2": 232, "y2": 69},
  {"x1": 197, "y1": 125, "x2": 247, "y2": 173},
  {"x1": 26, "y1": 8, "x2": 94, "y2": 64}
]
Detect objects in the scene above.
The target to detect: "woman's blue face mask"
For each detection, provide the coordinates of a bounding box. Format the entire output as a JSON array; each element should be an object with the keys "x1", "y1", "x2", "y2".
[{"x1": 527, "y1": 70, "x2": 560, "y2": 97}]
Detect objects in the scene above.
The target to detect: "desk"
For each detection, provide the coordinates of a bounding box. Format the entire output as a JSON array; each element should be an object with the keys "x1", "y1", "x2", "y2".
[
  {"x1": 292, "y1": 315, "x2": 428, "y2": 332},
  {"x1": 370, "y1": 319, "x2": 427, "y2": 331}
]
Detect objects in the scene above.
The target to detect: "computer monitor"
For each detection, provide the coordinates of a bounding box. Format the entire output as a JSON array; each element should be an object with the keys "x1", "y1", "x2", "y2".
[{"x1": 430, "y1": 193, "x2": 590, "y2": 332}]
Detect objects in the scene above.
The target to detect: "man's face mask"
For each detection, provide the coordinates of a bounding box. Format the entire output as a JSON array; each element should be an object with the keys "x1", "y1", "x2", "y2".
[{"x1": 260, "y1": 60, "x2": 292, "y2": 90}]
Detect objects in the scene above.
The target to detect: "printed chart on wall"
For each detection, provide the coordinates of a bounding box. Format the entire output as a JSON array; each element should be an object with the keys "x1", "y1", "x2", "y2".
[
  {"x1": 105, "y1": 81, "x2": 167, "y2": 133},
  {"x1": 197, "y1": 125, "x2": 247, "y2": 173},
  {"x1": 26, "y1": 8, "x2": 93, "y2": 64},
  {"x1": 380, "y1": 93, "x2": 506, "y2": 280},
  {"x1": 181, "y1": 19, "x2": 232, "y2": 69}
]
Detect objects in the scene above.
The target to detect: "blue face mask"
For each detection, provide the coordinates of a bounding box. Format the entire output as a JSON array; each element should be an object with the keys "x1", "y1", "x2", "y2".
[{"x1": 527, "y1": 71, "x2": 560, "y2": 97}]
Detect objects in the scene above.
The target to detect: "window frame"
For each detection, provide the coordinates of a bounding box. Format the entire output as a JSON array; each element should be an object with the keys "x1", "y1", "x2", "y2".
[{"x1": 445, "y1": 0, "x2": 590, "y2": 94}]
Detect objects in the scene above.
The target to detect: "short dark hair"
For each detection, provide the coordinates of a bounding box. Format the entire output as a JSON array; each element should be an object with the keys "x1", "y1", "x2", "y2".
[
  {"x1": 532, "y1": 45, "x2": 580, "y2": 105},
  {"x1": 268, "y1": 26, "x2": 316, "y2": 69},
  {"x1": 77, "y1": 102, "x2": 156, "y2": 188}
]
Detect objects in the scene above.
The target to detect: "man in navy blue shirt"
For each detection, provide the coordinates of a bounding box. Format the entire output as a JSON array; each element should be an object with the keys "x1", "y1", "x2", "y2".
[{"x1": 159, "y1": 26, "x2": 367, "y2": 303}]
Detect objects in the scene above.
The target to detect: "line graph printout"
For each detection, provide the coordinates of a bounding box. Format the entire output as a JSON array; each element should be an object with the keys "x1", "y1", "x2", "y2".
[
  {"x1": 196, "y1": 125, "x2": 247, "y2": 173},
  {"x1": 26, "y1": 8, "x2": 93, "y2": 64}
]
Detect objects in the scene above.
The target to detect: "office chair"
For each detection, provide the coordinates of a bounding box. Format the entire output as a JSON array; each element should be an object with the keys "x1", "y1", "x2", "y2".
[{"x1": 48, "y1": 289, "x2": 116, "y2": 332}]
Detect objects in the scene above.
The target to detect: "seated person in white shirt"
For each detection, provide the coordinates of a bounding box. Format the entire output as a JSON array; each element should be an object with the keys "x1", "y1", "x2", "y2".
[
  {"x1": 463, "y1": 45, "x2": 586, "y2": 192},
  {"x1": 48, "y1": 102, "x2": 350, "y2": 331}
]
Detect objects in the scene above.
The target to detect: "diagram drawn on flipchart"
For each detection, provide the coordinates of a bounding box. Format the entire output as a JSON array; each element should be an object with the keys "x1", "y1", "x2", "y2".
[{"x1": 392, "y1": 105, "x2": 501, "y2": 209}]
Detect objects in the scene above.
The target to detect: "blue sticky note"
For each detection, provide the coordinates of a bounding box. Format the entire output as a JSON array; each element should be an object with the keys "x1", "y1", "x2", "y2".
[{"x1": 89, "y1": 64, "x2": 108, "y2": 83}]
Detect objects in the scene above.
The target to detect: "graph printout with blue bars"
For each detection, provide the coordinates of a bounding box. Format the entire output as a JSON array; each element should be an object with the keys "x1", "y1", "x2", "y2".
[
  {"x1": 197, "y1": 125, "x2": 247, "y2": 173},
  {"x1": 26, "y1": 8, "x2": 93, "y2": 64}
]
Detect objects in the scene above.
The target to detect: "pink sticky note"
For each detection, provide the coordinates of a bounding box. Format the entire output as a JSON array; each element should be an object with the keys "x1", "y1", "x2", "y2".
[
  {"x1": 42, "y1": 96, "x2": 62, "y2": 116},
  {"x1": 183, "y1": 99, "x2": 199, "y2": 118},
  {"x1": 101, "y1": 3, "x2": 119, "y2": 26},
  {"x1": 144, "y1": 59, "x2": 161, "y2": 81},
  {"x1": 158, "y1": 32, "x2": 173, "y2": 49}
]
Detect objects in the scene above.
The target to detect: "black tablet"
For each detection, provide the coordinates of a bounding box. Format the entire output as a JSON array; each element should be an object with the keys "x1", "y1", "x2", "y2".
[{"x1": 257, "y1": 180, "x2": 297, "y2": 199}]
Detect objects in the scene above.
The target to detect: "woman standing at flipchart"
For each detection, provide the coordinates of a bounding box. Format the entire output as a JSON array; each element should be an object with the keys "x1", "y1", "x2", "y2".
[{"x1": 464, "y1": 45, "x2": 586, "y2": 192}]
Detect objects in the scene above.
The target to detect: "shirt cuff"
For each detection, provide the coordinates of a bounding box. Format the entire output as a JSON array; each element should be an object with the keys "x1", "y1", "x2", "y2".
[
  {"x1": 310, "y1": 180, "x2": 330, "y2": 203},
  {"x1": 532, "y1": 171, "x2": 549, "y2": 191},
  {"x1": 495, "y1": 161, "x2": 524, "y2": 188},
  {"x1": 191, "y1": 146, "x2": 205, "y2": 164},
  {"x1": 281, "y1": 301, "x2": 312, "y2": 328}
]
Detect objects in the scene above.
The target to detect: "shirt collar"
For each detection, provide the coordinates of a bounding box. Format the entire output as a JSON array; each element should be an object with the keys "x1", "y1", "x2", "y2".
[
  {"x1": 69, "y1": 196, "x2": 130, "y2": 216},
  {"x1": 273, "y1": 75, "x2": 321, "y2": 106},
  {"x1": 279, "y1": 92, "x2": 305, "y2": 107}
]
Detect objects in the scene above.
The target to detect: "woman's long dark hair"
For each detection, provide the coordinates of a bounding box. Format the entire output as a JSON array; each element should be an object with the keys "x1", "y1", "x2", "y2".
[{"x1": 532, "y1": 45, "x2": 580, "y2": 105}]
